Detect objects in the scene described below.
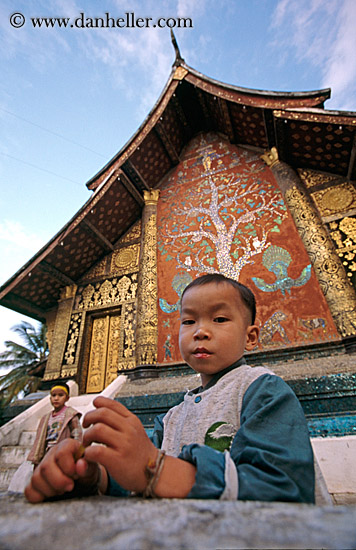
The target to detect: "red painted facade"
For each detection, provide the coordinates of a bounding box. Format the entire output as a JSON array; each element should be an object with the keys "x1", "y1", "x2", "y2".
[{"x1": 157, "y1": 132, "x2": 338, "y2": 363}]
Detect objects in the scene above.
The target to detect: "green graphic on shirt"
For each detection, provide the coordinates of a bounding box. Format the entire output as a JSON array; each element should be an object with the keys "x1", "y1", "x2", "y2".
[{"x1": 204, "y1": 422, "x2": 235, "y2": 452}]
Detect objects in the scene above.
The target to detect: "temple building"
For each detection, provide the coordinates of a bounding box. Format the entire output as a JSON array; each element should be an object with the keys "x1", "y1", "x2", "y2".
[{"x1": 1, "y1": 45, "x2": 356, "y2": 400}]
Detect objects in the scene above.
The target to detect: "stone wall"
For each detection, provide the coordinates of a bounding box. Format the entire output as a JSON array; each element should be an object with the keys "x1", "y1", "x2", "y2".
[{"x1": 1, "y1": 493, "x2": 356, "y2": 550}]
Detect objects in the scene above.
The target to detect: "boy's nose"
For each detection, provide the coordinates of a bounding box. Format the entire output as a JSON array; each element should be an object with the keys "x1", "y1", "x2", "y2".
[{"x1": 193, "y1": 326, "x2": 210, "y2": 339}]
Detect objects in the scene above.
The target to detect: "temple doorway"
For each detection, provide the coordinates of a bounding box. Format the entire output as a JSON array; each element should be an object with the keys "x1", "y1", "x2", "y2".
[{"x1": 85, "y1": 312, "x2": 121, "y2": 393}]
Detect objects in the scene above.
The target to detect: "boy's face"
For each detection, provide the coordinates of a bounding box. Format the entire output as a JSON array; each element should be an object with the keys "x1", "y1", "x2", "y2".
[
  {"x1": 179, "y1": 282, "x2": 259, "y2": 387},
  {"x1": 50, "y1": 388, "x2": 69, "y2": 412}
]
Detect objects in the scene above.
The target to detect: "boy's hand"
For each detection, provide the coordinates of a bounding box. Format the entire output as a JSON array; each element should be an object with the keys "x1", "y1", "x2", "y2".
[
  {"x1": 82, "y1": 396, "x2": 158, "y2": 494},
  {"x1": 24, "y1": 439, "x2": 100, "y2": 503}
]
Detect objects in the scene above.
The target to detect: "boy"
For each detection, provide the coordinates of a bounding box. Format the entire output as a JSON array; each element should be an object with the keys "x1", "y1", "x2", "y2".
[
  {"x1": 28, "y1": 382, "x2": 83, "y2": 467},
  {"x1": 25, "y1": 274, "x2": 315, "y2": 503}
]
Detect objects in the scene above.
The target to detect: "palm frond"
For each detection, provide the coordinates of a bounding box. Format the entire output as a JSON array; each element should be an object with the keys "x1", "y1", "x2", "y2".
[{"x1": 0, "y1": 321, "x2": 48, "y2": 408}]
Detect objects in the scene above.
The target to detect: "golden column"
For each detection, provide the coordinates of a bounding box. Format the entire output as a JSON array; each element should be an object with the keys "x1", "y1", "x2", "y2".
[
  {"x1": 261, "y1": 147, "x2": 356, "y2": 338},
  {"x1": 135, "y1": 189, "x2": 160, "y2": 366}
]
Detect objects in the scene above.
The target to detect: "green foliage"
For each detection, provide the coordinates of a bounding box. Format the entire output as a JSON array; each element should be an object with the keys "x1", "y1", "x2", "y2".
[{"x1": 0, "y1": 321, "x2": 48, "y2": 408}]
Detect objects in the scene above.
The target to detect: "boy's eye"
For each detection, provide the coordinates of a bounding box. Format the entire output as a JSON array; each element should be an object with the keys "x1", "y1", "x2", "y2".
[
  {"x1": 214, "y1": 316, "x2": 229, "y2": 323},
  {"x1": 181, "y1": 319, "x2": 195, "y2": 325}
]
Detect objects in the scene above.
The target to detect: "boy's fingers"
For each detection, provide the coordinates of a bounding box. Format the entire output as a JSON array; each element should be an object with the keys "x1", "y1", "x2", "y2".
[
  {"x1": 83, "y1": 422, "x2": 121, "y2": 450},
  {"x1": 93, "y1": 396, "x2": 131, "y2": 417},
  {"x1": 24, "y1": 483, "x2": 46, "y2": 503},
  {"x1": 83, "y1": 445, "x2": 119, "y2": 477},
  {"x1": 25, "y1": 464, "x2": 73, "y2": 503},
  {"x1": 83, "y1": 405, "x2": 129, "y2": 431},
  {"x1": 53, "y1": 440, "x2": 79, "y2": 476},
  {"x1": 24, "y1": 440, "x2": 80, "y2": 503}
]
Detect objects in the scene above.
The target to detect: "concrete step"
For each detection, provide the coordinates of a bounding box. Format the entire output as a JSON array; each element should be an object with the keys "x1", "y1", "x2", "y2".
[
  {"x1": 0, "y1": 466, "x2": 18, "y2": 491},
  {"x1": 0, "y1": 446, "x2": 30, "y2": 466},
  {"x1": 18, "y1": 431, "x2": 36, "y2": 447}
]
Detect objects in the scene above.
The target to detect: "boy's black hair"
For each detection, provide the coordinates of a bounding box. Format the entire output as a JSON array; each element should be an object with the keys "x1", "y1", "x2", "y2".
[
  {"x1": 50, "y1": 382, "x2": 70, "y2": 395},
  {"x1": 180, "y1": 273, "x2": 256, "y2": 324}
]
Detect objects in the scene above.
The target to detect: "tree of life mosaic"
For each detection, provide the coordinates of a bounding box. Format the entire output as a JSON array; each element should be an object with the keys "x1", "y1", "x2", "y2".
[
  {"x1": 158, "y1": 139, "x2": 287, "y2": 280},
  {"x1": 156, "y1": 133, "x2": 339, "y2": 362}
]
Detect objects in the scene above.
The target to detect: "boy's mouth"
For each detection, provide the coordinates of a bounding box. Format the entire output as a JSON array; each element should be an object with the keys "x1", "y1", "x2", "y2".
[{"x1": 193, "y1": 347, "x2": 212, "y2": 358}]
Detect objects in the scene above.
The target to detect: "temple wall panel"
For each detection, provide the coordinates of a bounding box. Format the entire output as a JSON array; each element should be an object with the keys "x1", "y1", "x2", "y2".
[
  {"x1": 43, "y1": 223, "x2": 141, "y2": 386},
  {"x1": 156, "y1": 132, "x2": 339, "y2": 363}
]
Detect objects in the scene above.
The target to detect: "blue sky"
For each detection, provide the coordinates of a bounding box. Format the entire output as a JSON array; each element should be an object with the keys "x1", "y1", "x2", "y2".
[{"x1": 1, "y1": 0, "x2": 356, "y2": 352}]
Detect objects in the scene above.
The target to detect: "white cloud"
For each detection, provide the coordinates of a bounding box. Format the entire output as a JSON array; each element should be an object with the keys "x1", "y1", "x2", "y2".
[
  {"x1": 320, "y1": 0, "x2": 356, "y2": 110},
  {"x1": 177, "y1": 0, "x2": 207, "y2": 18},
  {"x1": 271, "y1": 0, "x2": 356, "y2": 110},
  {"x1": 0, "y1": 221, "x2": 45, "y2": 351},
  {"x1": 0, "y1": 220, "x2": 45, "y2": 253}
]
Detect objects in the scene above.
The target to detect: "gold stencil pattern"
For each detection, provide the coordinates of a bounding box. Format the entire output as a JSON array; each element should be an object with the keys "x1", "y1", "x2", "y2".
[
  {"x1": 114, "y1": 302, "x2": 137, "y2": 372},
  {"x1": 311, "y1": 183, "x2": 356, "y2": 217},
  {"x1": 285, "y1": 186, "x2": 356, "y2": 337},
  {"x1": 75, "y1": 274, "x2": 138, "y2": 310},
  {"x1": 298, "y1": 168, "x2": 340, "y2": 189},
  {"x1": 43, "y1": 288, "x2": 77, "y2": 380},
  {"x1": 120, "y1": 220, "x2": 141, "y2": 244},
  {"x1": 136, "y1": 209, "x2": 158, "y2": 365},
  {"x1": 83, "y1": 257, "x2": 107, "y2": 280},
  {"x1": 330, "y1": 216, "x2": 356, "y2": 286},
  {"x1": 63, "y1": 313, "x2": 82, "y2": 366},
  {"x1": 111, "y1": 244, "x2": 140, "y2": 275}
]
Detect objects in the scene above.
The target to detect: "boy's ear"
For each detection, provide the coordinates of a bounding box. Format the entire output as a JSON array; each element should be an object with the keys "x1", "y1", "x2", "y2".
[{"x1": 245, "y1": 325, "x2": 259, "y2": 351}]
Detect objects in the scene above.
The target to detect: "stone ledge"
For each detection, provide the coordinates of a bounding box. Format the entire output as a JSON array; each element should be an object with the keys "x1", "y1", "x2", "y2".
[{"x1": 0, "y1": 493, "x2": 355, "y2": 550}]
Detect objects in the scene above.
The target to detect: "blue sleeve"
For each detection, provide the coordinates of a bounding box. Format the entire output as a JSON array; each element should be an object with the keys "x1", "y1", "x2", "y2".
[
  {"x1": 151, "y1": 413, "x2": 165, "y2": 448},
  {"x1": 232, "y1": 374, "x2": 315, "y2": 503},
  {"x1": 179, "y1": 444, "x2": 227, "y2": 499},
  {"x1": 178, "y1": 375, "x2": 314, "y2": 503}
]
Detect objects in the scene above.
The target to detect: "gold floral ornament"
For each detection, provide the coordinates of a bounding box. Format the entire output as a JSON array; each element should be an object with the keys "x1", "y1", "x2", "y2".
[
  {"x1": 260, "y1": 147, "x2": 279, "y2": 168},
  {"x1": 312, "y1": 183, "x2": 356, "y2": 218}
]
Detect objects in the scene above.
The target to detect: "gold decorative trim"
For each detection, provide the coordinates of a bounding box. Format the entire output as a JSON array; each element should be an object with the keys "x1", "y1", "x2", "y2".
[
  {"x1": 311, "y1": 183, "x2": 356, "y2": 218},
  {"x1": 60, "y1": 285, "x2": 77, "y2": 300},
  {"x1": 75, "y1": 273, "x2": 138, "y2": 310},
  {"x1": 285, "y1": 185, "x2": 356, "y2": 337},
  {"x1": 111, "y1": 244, "x2": 140, "y2": 276},
  {"x1": 135, "y1": 193, "x2": 159, "y2": 365},
  {"x1": 298, "y1": 168, "x2": 342, "y2": 189},
  {"x1": 173, "y1": 66, "x2": 188, "y2": 80},
  {"x1": 43, "y1": 288, "x2": 77, "y2": 380},
  {"x1": 261, "y1": 147, "x2": 280, "y2": 168},
  {"x1": 274, "y1": 110, "x2": 356, "y2": 126},
  {"x1": 143, "y1": 189, "x2": 160, "y2": 205}
]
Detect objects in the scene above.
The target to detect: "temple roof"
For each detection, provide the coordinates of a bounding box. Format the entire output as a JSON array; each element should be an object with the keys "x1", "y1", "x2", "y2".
[{"x1": 1, "y1": 59, "x2": 356, "y2": 320}]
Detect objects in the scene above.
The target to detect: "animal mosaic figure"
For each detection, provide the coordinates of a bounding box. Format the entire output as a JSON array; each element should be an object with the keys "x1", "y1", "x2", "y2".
[
  {"x1": 259, "y1": 311, "x2": 290, "y2": 347},
  {"x1": 252, "y1": 246, "x2": 311, "y2": 296},
  {"x1": 159, "y1": 272, "x2": 193, "y2": 313},
  {"x1": 299, "y1": 317, "x2": 326, "y2": 335}
]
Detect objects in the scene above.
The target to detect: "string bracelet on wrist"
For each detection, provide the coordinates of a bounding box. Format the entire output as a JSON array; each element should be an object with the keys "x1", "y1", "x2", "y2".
[{"x1": 142, "y1": 449, "x2": 166, "y2": 498}]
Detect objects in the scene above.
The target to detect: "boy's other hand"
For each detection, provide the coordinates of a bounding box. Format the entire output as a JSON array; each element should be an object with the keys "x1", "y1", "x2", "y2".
[
  {"x1": 82, "y1": 396, "x2": 158, "y2": 494},
  {"x1": 24, "y1": 439, "x2": 99, "y2": 503}
]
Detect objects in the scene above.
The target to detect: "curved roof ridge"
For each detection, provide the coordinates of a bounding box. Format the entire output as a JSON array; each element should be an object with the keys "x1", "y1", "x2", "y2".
[
  {"x1": 86, "y1": 63, "x2": 179, "y2": 190},
  {"x1": 280, "y1": 106, "x2": 356, "y2": 117},
  {"x1": 86, "y1": 60, "x2": 331, "y2": 190},
  {"x1": 180, "y1": 61, "x2": 331, "y2": 100}
]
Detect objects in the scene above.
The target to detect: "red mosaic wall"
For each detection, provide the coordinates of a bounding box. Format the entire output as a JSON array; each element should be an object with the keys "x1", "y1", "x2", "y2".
[{"x1": 156, "y1": 132, "x2": 339, "y2": 363}]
